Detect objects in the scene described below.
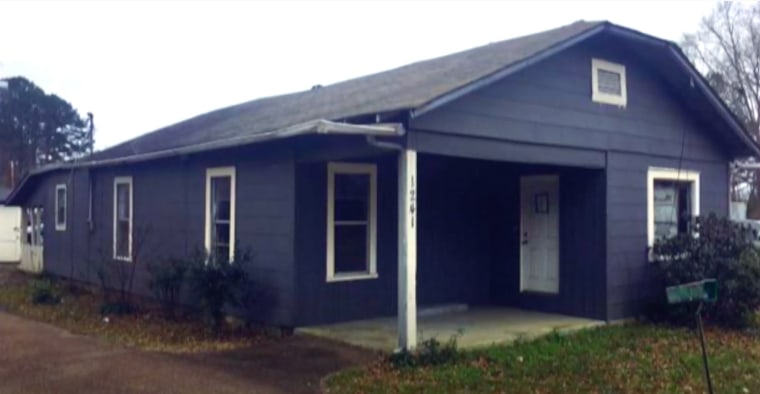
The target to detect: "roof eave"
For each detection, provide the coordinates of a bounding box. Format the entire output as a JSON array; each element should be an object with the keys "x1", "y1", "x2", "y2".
[
  {"x1": 605, "y1": 24, "x2": 760, "y2": 158},
  {"x1": 5, "y1": 119, "x2": 405, "y2": 205},
  {"x1": 410, "y1": 22, "x2": 609, "y2": 119}
]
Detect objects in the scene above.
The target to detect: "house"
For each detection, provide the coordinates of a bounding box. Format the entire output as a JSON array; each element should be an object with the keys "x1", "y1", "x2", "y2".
[{"x1": 5, "y1": 21, "x2": 759, "y2": 349}]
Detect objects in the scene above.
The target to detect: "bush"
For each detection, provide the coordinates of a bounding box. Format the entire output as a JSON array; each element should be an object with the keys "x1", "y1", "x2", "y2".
[
  {"x1": 100, "y1": 301, "x2": 135, "y2": 316},
  {"x1": 147, "y1": 257, "x2": 188, "y2": 318},
  {"x1": 28, "y1": 278, "x2": 61, "y2": 305},
  {"x1": 652, "y1": 214, "x2": 760, "y2": 328},
  {"x1": 389, "y1": 334, "x2": 461, "y2": 368},
  {"x1": 186, "y1": 249, "x2": 251, "y2": 331}
]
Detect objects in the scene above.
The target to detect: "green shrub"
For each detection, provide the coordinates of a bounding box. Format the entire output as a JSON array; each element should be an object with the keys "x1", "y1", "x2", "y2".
[
  {"x1": 28, "y1": 278, "x2": 61, "y2": 305},
  {"x1": 389, "y1": 334, "x2": 461, "y2": 368},
  {"x1": 652, "y1": 213, "x2": 760, "y2": 327},
  {"x1": 147, "y1": 257, "x2": 188, "y2": 318},
  {"x1": 186, "y1": 249, "x2": 251, "y2": 331}
]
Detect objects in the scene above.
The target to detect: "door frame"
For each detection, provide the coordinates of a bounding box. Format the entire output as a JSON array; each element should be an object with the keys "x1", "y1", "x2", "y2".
[{"x1": 519, "y1": 174, "x2": 560, "y2": 294}]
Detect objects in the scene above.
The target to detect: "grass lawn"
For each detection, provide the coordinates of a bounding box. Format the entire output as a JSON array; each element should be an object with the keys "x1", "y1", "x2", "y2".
[
  {"x1": 326, "y1": 324, "x2": 760, "y2": 393},
  {"x1": 0, "y1": 270, "x2": 271, "y2": 353}
]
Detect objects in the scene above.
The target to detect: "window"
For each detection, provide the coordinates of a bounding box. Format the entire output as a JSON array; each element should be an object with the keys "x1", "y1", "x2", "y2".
[
  {"x1": 326, "y1": 162, "x2": 377, "y2": 282},
  {"x1": 55, "y1": 184, "x2": 67, "y2": 231},
  {"x1": 205, "y1": 167, "x2": 235, "y2": 263},
  {"x1": 592, "y1": 58, "x2": 627, "y2": 107},
  {"x1": 113, "y1": 177, "x2": 133, "y2": 261},
  {"x1": 647, "y1": 168, "x2": 700, "y2": 248}
]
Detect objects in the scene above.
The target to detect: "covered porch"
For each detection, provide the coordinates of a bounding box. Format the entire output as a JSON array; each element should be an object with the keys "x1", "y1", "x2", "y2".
[
  {"x1": 293, "y1": 135, "x2": 608, "y2": 350},
  {"x1": 299, "y1": 307, "x2": 604, "y2": 351}
]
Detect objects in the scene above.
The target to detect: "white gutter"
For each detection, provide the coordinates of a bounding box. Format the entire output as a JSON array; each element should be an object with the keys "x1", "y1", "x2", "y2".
[{"x1": 7, "y1": 119, "x2": 405, "y2": 203}]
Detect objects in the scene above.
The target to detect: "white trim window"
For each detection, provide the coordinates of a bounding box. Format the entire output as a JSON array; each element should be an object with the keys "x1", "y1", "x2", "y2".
[
  {"x1": 113, "y1": 177, "x2": 133, "y2": 261},
  {"x1": 591, "y1": 58, "x2": 627, "y2": 107},
  {"x1": 326, "y1": 162, "x2": 378, "y2": 282},
  {"x1": 205, "y1": 167, "x2": 236, "y2": 263},
  {"x1": 55, "y1": 184, "x2": 67, "y2": 231},
  {"x1": 647, "y1": 167, "x2": 700, "y2": 248}
]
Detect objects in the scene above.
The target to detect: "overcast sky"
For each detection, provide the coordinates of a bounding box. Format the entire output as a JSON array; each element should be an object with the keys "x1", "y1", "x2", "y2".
[{"x1": 0, "y1": 0, "x2": 722, "y2": 149}]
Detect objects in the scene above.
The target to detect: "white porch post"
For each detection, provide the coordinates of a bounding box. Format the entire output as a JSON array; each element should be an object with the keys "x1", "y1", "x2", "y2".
[{"x1": 398, "y1": 148, "x2": 417, "y2": 350}]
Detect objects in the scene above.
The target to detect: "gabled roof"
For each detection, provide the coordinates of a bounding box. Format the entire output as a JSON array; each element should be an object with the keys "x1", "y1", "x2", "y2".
[
  {"x1": 93, "y1": 20, "x2": 606, "y2": 161},
  {"x1": 7, "y1": 20, "x2": 760, "y2": 204}
]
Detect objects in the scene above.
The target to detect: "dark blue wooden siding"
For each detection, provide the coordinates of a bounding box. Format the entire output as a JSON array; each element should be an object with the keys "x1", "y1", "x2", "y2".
[
  {"x1": 605, "y1": 153, "x2": 727, "y2": 319},
  {"x1": 419, "y1": 156, "x2": 606, "y2": 319},
  {"x1": 409, "y1": 35, "x2": 732, "y2": 321},
  {"x1": 294, "y1": 150, "x2": 606, "y2": 325},
  {"x1": 294, "y1": 147, "x2": 398, "y2": 326},
  {"x1": 23, "y1": 142, "x2": 298, "y2": 326}
]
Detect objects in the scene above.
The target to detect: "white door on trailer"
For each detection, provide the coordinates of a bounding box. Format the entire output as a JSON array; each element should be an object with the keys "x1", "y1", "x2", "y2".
[
  {"x1": 0, "y1": 206, "x2": 21, "y2": 262},
  {"x1": 520, "y1": 175, "x2": 559, "y2": 293}
]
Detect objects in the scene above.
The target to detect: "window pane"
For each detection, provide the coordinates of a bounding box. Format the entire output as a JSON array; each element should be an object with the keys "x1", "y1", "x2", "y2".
[
  {"x1": 117, "y1": 184, "x2": 130, "y2": 220},
  {"x1": 56, "y1": 188, "x2": 66, "y2": 225},
  {"x1": 677, "y1": 182, "x2": 692, "y2": 234},
  {"x1": 334, "y1": 224, "x2": 368, "y2": 273},
  {"x1": 653, "y1": 180, "x2": 692, "y2": 240},
  {"x1": 210, "y1": 175, "x2": 232, "y2": 257},
  {"x1": 214, "y1": 223, "x2": 230, "y2": 244},
  {"x1": 212, "y1": 177, "x2": 231, "y2": 221},
  {"x1": 57, "y1": 207, "x2": 65, "y2": 225},
  {"x1": 116, "y1": 220, "x2": 129, "y2": 257},
  {"x1": 334, "y1": 174, "x2": 369, "y2": 221},
  {"x1": 597, "y1": 69, "x2": 622, "y2": 95}
]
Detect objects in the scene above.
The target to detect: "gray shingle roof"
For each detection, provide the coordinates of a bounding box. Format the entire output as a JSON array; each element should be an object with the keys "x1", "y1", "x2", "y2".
[{"x1": 95, "y1": 20, "x2": 604, "y2": 160}]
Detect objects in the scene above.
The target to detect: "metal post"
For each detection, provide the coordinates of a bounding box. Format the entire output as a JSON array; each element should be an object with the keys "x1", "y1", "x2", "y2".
[
  {"x1": 397, "y1": 149, "x2": 417, "y2": 350},
  {"x1": 696, "y1": 302, "x2": 714, "y2": 394}
]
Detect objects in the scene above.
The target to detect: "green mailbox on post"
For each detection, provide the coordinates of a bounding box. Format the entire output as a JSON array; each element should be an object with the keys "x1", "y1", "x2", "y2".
[{"x1": 666, "y1": 279, "x2": 718, "y2": 305}]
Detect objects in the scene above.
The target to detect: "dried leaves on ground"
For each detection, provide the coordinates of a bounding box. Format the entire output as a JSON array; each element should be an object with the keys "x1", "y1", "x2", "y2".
[
  {"x1": 327, "y1": 324, "x2": 760, "y2": 393},
  {"x1": 0, "y1": 270, "x2": 271, "y2": 353}
]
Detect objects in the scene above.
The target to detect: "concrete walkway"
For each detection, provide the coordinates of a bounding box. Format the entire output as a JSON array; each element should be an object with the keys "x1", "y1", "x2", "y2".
[
  {"x1": 0, "y1": 312, "x2": 376, "y2": 394},
  {"x1": 299, "y1": 307, "x2": 605, "y2": 351}
]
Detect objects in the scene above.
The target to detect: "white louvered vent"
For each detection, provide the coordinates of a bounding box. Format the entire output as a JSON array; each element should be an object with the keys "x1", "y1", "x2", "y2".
[{"x1": 591, "y1": 58, "x2": 627, "y2": 107}]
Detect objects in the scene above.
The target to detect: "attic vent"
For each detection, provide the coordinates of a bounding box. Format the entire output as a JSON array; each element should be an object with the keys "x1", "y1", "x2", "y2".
[{"x1": 591, "y1": 58, "x2": 627, "y2": 107}]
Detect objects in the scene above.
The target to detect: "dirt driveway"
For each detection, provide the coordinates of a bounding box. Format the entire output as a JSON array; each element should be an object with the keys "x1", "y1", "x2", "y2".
[{"x1": 0, "y1": 311, "x2": 376, "y2": 394}]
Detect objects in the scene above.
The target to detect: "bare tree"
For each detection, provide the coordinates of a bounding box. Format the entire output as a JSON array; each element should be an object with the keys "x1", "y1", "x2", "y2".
[{"x1": 682, "y1": 1, "x2": 760, "y2": 216}]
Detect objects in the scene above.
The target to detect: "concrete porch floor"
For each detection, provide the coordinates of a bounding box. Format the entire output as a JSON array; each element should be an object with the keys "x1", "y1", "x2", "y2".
[{"x1": 297, "y1": 307, "x2": 605, "y2": 351}]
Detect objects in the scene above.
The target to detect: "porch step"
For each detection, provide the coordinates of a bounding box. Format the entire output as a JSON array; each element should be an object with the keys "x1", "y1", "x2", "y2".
[{"x1": 418, "y1": 303, "x2": 468, "y2": 317}]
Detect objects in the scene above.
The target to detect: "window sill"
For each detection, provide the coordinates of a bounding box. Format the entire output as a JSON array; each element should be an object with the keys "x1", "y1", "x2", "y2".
[
  {"x1": 114, "y1": 256, "x2": 133, "y2": 262},
  {"x1": 592, "y1": 94, "x2": 626, "y2": 107},
  {"x1": 55, "y1": 226, "x2": 66, "y2": 232},
  {"x1": 326, "y1": 272, "x2": 378, "y2": 283}
]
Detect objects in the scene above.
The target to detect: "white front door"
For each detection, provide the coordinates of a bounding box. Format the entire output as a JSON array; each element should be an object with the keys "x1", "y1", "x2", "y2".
[
  {"x1": 0, "y1": 207, "x2": 21, "y2": 262},
  {"x1": 520, "y1": 175, "x2": 559, "y2": 293}
]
